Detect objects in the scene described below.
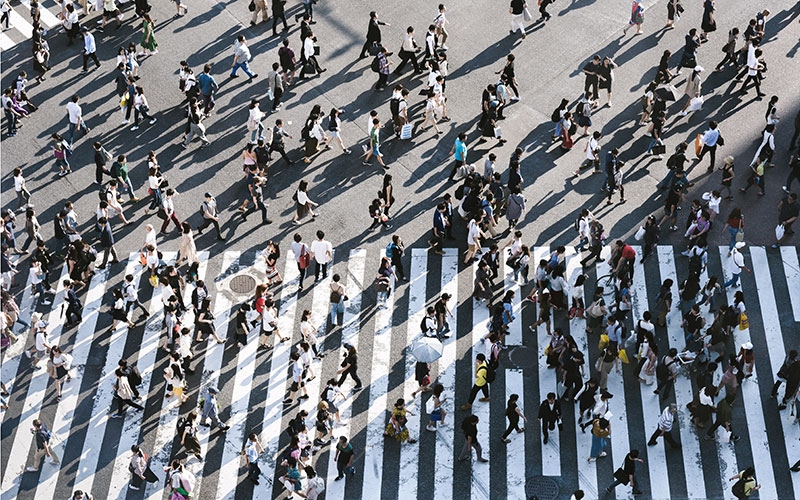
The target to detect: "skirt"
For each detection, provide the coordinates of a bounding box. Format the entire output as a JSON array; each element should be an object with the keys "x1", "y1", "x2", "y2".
[{"x1": 304, "y1": 138, "x2": 319, "y2": 157}]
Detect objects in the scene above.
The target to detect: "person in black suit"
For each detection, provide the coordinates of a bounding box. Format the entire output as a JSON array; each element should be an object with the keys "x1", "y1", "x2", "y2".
[
  {"x1": 537, "y1": 392, "x2": 563, "y2": 445},
  {"x1": 360, "y1": 11, "x2": 390, "y2": 59}
]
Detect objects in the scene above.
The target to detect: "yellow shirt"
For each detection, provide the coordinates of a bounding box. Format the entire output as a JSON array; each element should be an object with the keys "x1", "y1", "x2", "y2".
[{"x1": 475, "y1": 361, "x2": 488, "y2": 387}]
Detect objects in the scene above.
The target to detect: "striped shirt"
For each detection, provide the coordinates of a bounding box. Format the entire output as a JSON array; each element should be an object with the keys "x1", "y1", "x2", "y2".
[{"x1": 658, "y1": 407, "x2": 675, "y2": 432}]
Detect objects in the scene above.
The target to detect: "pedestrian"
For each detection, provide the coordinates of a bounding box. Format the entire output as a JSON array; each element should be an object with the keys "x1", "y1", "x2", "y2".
[
  {"x1": 80, "y1": 27, "x2": 101, "y2": 73},
  {"x1": 65, "y1": 94, "x2": 90, "y2": 146},
  {"x1": 309, "y1": 230, "x2": 333, "y2": 282},
  {"x1": 334, "y1": 436, "x2": 356, "y2": 480},
  {"x1": 394, "y1": 26, "x2": 422, "y2": 75},
  {"x1": 96, "y1": 217, "x2": 120, "y2": 269},
  {"x1": 647, "y1": 403, "x2": 681, "y2": 448},
  {"x1": 509, "y1": 0, "x2": 527, "y2": 40},
  {"x1": 138, "y1": 14, "x2": 158, "y2": 56},
  {"x1": 588, "y1": 416, "x2": 611, "y2": 462},
  {"x1": 665, "y1": 0, "x2": 682, "y2": 29},
  {"x1": 500, "y1": 393, "x2": 527, "y2": 443},
  {"x1": 360, "y1": 11, "x2": 390, "y2": 59},
  {"x1": 606, "y1": 449, "x2": 644, "y2": 495},
  {"x1": 25, "y1": 419, "x2": 59, "y2": 472},
  {"x1": 425, "y1": 383, "x2": 448, "y2": 431},
  {"x1": 384, "y1": 398, "x2": 417, "y2": 443},
  {"x1": 197, "y1": 192, "x2": 224, "y2": 241},
  {"x1": 753, "y1": 123, "x2": 776, "y2": 167},
  {"x1": 773, "y1": 350, "x2": 800, "y2": 409},
  {"x1": 63, "y1": 279, "x2": 83, "y2": 327},
  {"x1": 128, "y1": 445, "x2": 159, "y2": 490},
  {"x1": 537, "y1": 391, "x2": 562, "y2": 445},
  {"x1": 46, "y1": 345, "x2": 72, "y2": 401},
  {"x1": 336, "y1": 343, "x2": 363, "y2": 391},
  {"x1": 230, "y1": 35, "x2": 256, "y2": 79},
  {"x1": 623, "y1": 0, "x2": 645, "y2": 35},
  {"x1": 772, "y1": 193, "x2": 799, "y2": 248},
  {"x1": 182, "y1": 98, "x2": 211, "y2": 148},
  {"x1": 461, "y1": 353, "x2": 491, "y2": 410},
  {"x1": 704, "y1": 392, "x2": 740, "y2": 442},
  {"x1": 738, "y1": 46, "x2": 766, "y2": 98},
  {"x1": 243, "y1": 432, "x2": 264, "y2": 485},
  {"x1": 300, "y1": 29, "x2": 325, "y2": 78},
  {"x1": 263, "y1": 65, "x2": 283, "y2": 113},
  {"x1": 723, "y1": 241, "x2": 750, "y2": 289},
  {"x1": 729, "y1": 467, "x2": 761, "y2": 499},
  {"x1": 111, "y1": 367, "x2": 144, "y2": 417},
  {"x1": 362, "y1": 118, "x2": 388, "y2": 169},
  {"x1": 458, "y1": 414, "x2": 489, "y2": 462},
  {"x1": 284, "y1": 351, "x2": 310, "y2": 406}
]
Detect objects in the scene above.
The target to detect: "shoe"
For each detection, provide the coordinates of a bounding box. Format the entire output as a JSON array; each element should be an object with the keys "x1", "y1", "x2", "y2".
[
  {"x1": 122, "y1": 119, "x2": 129, "y2": 124},
  {"x1": 477, "y1": 458, "x2": 489, "y2": 463},
  {"x1": 778, "y1": 404, "x2": 787, "y2": 410},
  {"x1": 647, "y1": 441, "x2": 657, "y2": 446},
  {"x1": 129, "y1": 485, "x2": 140, "y2": 490},
  {"x1": 478, "y1": 397, "x2": 491, "y2": 402},
  {"x1": 26, "y1": 467, "x2": 39, "y2": 472},
  {"x1": 335, "y1": 475, "x2": 344, "y2": 481},
  {"x1": 634, "y1": 491, "x2": 643, "y2": 496},
  {"x1": 362, "y1": 161, "x2": 371, "y2": 166},
  {"x1": 130, "y1": 126, "x2": 140, "y2": 131},
  {"x1": 110, "y1": 413, "x2": 123, "y2": 418},
  {"x1": 460, "y1": 403, "x2": 472, "y2": 410},
  {"x1": 263, "y1": 219, "x2": 274, "y2": 224},
  {"x1": 149, "y1": 118, "x2": 157, "y2": 124},
  {"x1": 599, "y1": 451, "x2": 607, "y2": 457},
  {"x1": 501, "y1": 438, "x2": 511, "y2": 443},
  {"x1": 783, "y1": 186, "x2": 791, "y2": 193},
  {"x1": 543, "y1": 435, "x2": 548, "y2": 445},
  {"x1": 352, "y1": 386, "x2": 363, "y2": 392}
]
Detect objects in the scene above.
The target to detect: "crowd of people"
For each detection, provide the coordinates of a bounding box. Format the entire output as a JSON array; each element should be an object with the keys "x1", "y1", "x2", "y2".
[{"x1": 2, "y1": 0, "x2": 800, "y2": 499}]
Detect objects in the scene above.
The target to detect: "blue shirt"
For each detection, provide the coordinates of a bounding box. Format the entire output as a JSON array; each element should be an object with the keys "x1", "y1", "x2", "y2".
[
  {"x1": 197, "y1": 73, "x2": 218, "y2": 96},
  {"x1": 454, "y1": 139, "x2": 466, "y2": 161},
  {"x1": 433, "y1": 209, "x2": 446, "y2": 233}
]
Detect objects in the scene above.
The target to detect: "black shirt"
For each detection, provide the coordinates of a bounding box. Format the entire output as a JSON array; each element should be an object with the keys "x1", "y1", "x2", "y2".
[
  {"x1": 510, "y1": 0, "x2": 525, "y2": 15},
  {"x1": 583, "y1": 61, "x2": 601, "y2": 82},
  {"x1": 461, "y1": 418, "x2": 478, "y2": 439},
  {"x1": 779, "y1": 198, "x2": 799, "y2": 223}
]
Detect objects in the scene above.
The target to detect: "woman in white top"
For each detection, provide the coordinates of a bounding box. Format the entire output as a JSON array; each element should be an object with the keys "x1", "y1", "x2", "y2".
[
  {"x1": 111, "y1": 288, "x2": 135, "y2": 330},
  {"x1": 703, "y1": 190, "x2": 722, "y2": 221},
  {"x1": 303, "y1": 115, "x2": 328, "y2": 164},
  {"x1": 247, "y1": 98, "x2": 265, "y2": 144},
  {"x1": 141, "y1": 224, "x2": 157, "y2": 253},
  {"x1": 292, "y1": 180, "x2": 319, "y2": 224},
  {"x1": 299, "y1": 309, "x2": 322, "y2": 359},
  {"x1": 126, "y1": 43, "x2": 140, "y2": 78},
  {"x1": 302, "y1": 466, "x2": 325, "y2": 500},
  {"x1": 176, "y1": 222, "x2": 198, "y2": 267},
  {"x1": 131, "y1": 86, "x2": 156, "y2": 130},
  {"x1": 145, "y1": 166, "x2": 165, "y2": 215},
  {"x1": 48, "y1": 345, "x2": 72, "y2": 400},
  {"x1": 421, "y1": 92, "x2": 442, "y2": 134},
  {"x1": 299, "y1": 341, "x2": 315, "y2": 380},
  {"x1": 324, "y1": 108, "x2": 351, "y2": 155}
]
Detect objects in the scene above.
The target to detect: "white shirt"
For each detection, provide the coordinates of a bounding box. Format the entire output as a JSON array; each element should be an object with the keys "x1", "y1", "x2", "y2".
[
  {"x1": 162, "y1": 197, "x2": 174, "y2": 215},
  {"x1": 291, "y1": 241, "x2": 307, "y2": 262},
  {"x1": 310, "y1": 239, "x2": 332, "y2": 264},
  {"x1": 245, "y1": 441, "x2": 260, "y2": 462},
  {"x1": 467, "y1": 219, "x2": 480, "y2": 245},
  {"x1": 234, "y1": 41, "x2": 252, "y2": 63},
  {"x1": 35, "y1": 330, "x2": 48, "y2": 351},
  {"x1": 401, "y1": 33, "x2": 415, "y2": 52},
  {"x1": 296, "y1": 190, "x2": 310, "y2": 206},
  {"x1": 585, "y1": 137, "x2": 599, "y2": 160},
  {"x1": 747, "y1": 44, "x2": 757, "y2": 76},
  {"x1": 728, "y1": 249, "x2": 745, "y2": 275},
  {"x1": 144, "y1": 229, "x2": 157, "y2": 250},
  {"x1": 123, "y1": 281, "x2": 138, "y2": 302},
  {"x1": 66, "y1": 102, "x2": 82, "y2": 124},
  {"x1": 261, "y1": 308, "x2": 276, "y2": 331},
  {"x1": 657, "y1": 407, "x2": 675, "y2": 431},
  {"x1": 134, "y1": 94, "x2": 148, "y2": 109},
  {"x1": 13, "y1": 174, "x2": 25, "y2": 192},
  {"x1": 83, "y1": 33, "x2": 97, "y2": 54},
  {"x1": 292, "y1": 359, "x2": 304, "y2": 382},
  {"x1": 302, "y1": 37, "x2": 315, "y2": 60}
]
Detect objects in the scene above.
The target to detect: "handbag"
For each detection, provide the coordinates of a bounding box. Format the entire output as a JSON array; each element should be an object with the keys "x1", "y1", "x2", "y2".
[
  {"x1": 368, "y1": 42, "x2": 381, "y2": 56},
  {"x1": 400, "y1": 123, "x2": 412, "y2": 140},
  {"x1": 736, "y1": 220, "x2": 745, "y2": 242},
  {"x1": 298, "y1": 246, "x2": 311, "y2": 270},
  {"x1": 598, "y1": 334, "x2": 609, "y2": 351},
  {"x1": 156, "y1": 208, "x2": 168, "y2": 220},
  {"x1": 313, "y1": 45, "x2": 320, "y2": 56},
  {"x1": 522, "y1": 7, "x2": 532, "y2": 22},
  {"x1": 776, "y1": 223, "x2": 785, "y2": 241},
  {"x1": 586, "y1": 300, "x2": 605, "y2": 319},
  {"x1": 248, "y1": 0, "x2": 255, "y2": 11},
  {"x1": 613, "y1": 467, "x2": 630, "y2": 485},
  {"x1": 739, "y1": 312, "x2": 749, "y2": 331},
  {"x1": 694, "y1": 133, "x2": 703, "y2": 156},
  {"x1": 139, "y1": 253, "x2": 147, "y2": 267},
  {"x1": 687, "y1": 96, "x2": 704, "y2": 112},
  {"x1": 634, "y1": 226, "x2": 646, "y2": 241},
  {"x1": 304, "y1": 62, "x2": 317, "y2": 76},
  {"x1": 149, "y1": 274, "x2": 159, "y2": 287},
  {"x1": 493, "y1": 127, "x2": 502, "y2": 138},
  {"x1": 652, "y1": 144, "x2": 666, "y2": 155}
]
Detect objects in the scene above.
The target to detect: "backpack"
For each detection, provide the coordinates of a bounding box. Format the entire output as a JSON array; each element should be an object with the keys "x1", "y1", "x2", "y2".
[
  {"x1": 176, "y1": 416, "x2": 188, "y2": 435},
  {"x1": 127, "y1": 366, "x2": 142, "y2": 386},
  {"x1": 688, "y1": 249, "x2": 705, "y2": 276},
  {"x1": 480, "y1": 364, "x2": 496, "y2": 384},
  {"x1": 420, "y1": 316, "x2": 431, "y2": 335},
  {"x1": 54, "y1": 217, "x2": 65, "y2": 240},
  {"x1": 576, "y1": 101, "x2": 585, "y2": 116},
  {"x1": 99, "y1": 187, "x2": 109, "y2": 202},
  {"x1": 38, "y1": 423, "x2": 52, "y2": 442},
  {"x1": 390, "y1": 97, "x2": 401, "y2": 116},
  {"x1": 731, "y1": 478, "x2": 746, "y2": 497},
  {"x1": 550, "y1": 106, "x2": 561, "y2": 123},
  {"x1": 386, "y1": 243, "x2": 395, "y2": 259},
  {"x1": 454, "y1": 184, "x2": 466, "y2": 201},
  {"x1": 656, "y1": 356, "x2": 675, "y2": 381},
  {"x1": 371, "y1": 56, "x2": 381, "y2": 73}
]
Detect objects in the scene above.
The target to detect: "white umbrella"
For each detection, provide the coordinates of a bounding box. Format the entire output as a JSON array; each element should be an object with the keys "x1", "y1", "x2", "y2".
[{"x1": 411, "y1": 337, "x2": 443, "y2": 363}]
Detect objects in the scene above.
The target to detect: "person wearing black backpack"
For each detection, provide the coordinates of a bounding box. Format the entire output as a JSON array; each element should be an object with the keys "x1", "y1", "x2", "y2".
[
  {"x1": 728, "y1": 467, "x2": 760, "y2": 498},
  {"x1": 460, "y1": 353, "x2": 491, "y2": 410}
]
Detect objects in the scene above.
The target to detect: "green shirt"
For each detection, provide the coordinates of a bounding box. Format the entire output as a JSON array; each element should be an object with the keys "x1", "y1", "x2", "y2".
[
  {"x1": 370, "y1": 126, "x2": 380, "y2": 148},
  {"x1": 112, "y1": 161, "x2": 129, "y2": 181}
]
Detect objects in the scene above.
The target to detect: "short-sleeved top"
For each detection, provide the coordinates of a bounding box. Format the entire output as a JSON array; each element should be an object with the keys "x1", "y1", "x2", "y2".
[
  {"x1": 583, "y1": 61, "x2": 601, "y2": 80},
  {"x1": 454, "y1": 139, "x2": 466, "y2": 161},
  {"x1": 510, "y1": 0, "x2": 525, "y2": 15},
  {"x1": 310, "y1": 239, "x2": 332, "y2": 264},
  {"x1": 779, "y1": 198, "x2": 799, "y2": 222},
  {"x1": 66, "y1": 102, "x2": 81, "y2": 124},
  {"x1": 467, "y1": 219, "x2": 480, "y2": 245},
  {"x1": 728, "y1": 249, "x2": 745, "y2": 275},
  {"x1": 245, "y1": 441, "x2": 260, "y2": 463}
]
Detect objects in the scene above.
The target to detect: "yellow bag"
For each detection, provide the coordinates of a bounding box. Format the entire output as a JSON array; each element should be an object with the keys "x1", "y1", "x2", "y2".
[
  {"x1": 149, "y1": 273, "x2": 159, "y2": 288},
  {"x1": 598, "y1": 334, "x2": 609, "y2": 351},
  {"x1": 544, "y1": 344, "x2": 551, "y2": 355},
  {"x1": 618, "y1": 348, "x2": 630, "y2": 364},
  {"x1": 120, "y1": 91, "x2": 129, "y2": 108},
  {"x1": 739, "y1": 312, "x2": 749, "y2": 331}
]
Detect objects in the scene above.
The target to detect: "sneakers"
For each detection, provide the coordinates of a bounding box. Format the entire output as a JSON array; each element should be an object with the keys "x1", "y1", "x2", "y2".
[
  {"x1": 26, "y1": 467, "x2": 39, "y2": 472},
  {"x1": 129, "y1": 485, "x2": 140, "y2": 490},
  {"x1": 149, "y1": 118, "x2": 158, "y2": 125},
  {"x1": 478, "y1": 397, "x2": 491, "y2": 403},
  {"x1": 783, "y1": 186, "x2": 791, "y2": 194},
  {"x1": 130, "y1": 126, "x2": 140, "y2": 131},
  {"x1": 426, "y1": 424, "x2": 437, "y2": 432},
  {"x1": 122, "y1": 119, "x2": 129, "y2": 124}
]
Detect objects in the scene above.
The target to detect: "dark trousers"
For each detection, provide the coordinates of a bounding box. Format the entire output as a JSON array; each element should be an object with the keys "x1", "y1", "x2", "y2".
[
  {"x1": 113, "y1": 394, "x2": 144, "y2": 413},
  {"x1": 314, "y1": 262, "x2": 328, "y2": 281},
  {"x1": 269, "y1": 144, "x2": 291, "y2": 165},
  {"x1": 539, "y1": 0, "x2": 552, "y2": 19},
  {"x1": 101, "y1": 246, "x2": 118, "y2": 266},
  {"x1": 467, "y1": 384, "x2": 489, "y2": 404},
  {"x1": 337, "y1": 366, "x2": 362, "y2": 388},
  {"x1": 430, "y1": 232, "x2": 443, "y2": 252},
  {"x1": 502, "y1": 414, "x2": 522, "y2": 439},
  {"x1": 716, "y1": 52, "x2": 737, "y2": 70},
  {"x1": 648, "y1": 427, "x2": 680, "y2": 447},
  {"x1": 134, "y1": 106, "x2": 153, "y2": 125},
  {"x1": 376, "y1": 72, "x2": 388, "y2": 90},
  {"x1": 0, "y1": 11, "x2": 8, "y2": 29},
  {"x1": 697, "y1": 144, "x2": 717, "y2": 169},
  {"x1": 740, "y1": 74, "x2": 762, "y2": 94},
  {"x1": 83, "y1": 51, "x2": 100, "y2": 70},
  {"x1": 705, "y1": 418, "x2": 735, "y2": 438},
  {"x1": 130, "y1": 466, "x2": 159, "y2": 488},
  {"x1": 300, "y1": 56, "x2": 322, "y2": 77},
  {"x1": 125, "y1": 299, "x2": 149, "y2": 317},
  {"x1": 244, "y1": 198, "x2": 268, "y2": 222},
  {"x1": 124, "y1": 99, "x2": 134, "y2": 121},
  {"x1": 4, "y1": 110, "x2": 17, "y2": 134},
  {"x1": 655, "y1": 378, "x2": 674, "y2": 400},
  {"x1": 448, "y1": 159, "x2": 464, "y2": 181},
  {"x1": 584, "y1": 77, "x2": 598, "y2": 101},
  {"x1": 198, "y1": 217, "x2": 223, "y2": 238},
  {"x1": 160, "y1": 212, "x2": 181, "y2": 232},
  {"x1": 247, "y1": 461, "x2": 261, "y2": 481},
  {"x1": 65, "y1": 303, "x2": 83, "y2": 325},
  {"x1": 271, "y1": 87, "x2": 283, "y2": 111},
  {"x1": 394, "y1": 49, "x2": 420, "y2": 74},
  {"x1": 336, "y1": 458, "x2": 354, "y2": 478},
  {"x1": 272, "y1": 13, "x2": 288, "y2": 35},
  {"x1": 297, "y1": 263, "x2": 307, "y2": 289},
  {"x1": 360, "y1": 37, "x2": 380, "y2": 58},
  {"x1": 607, "y1": 473, "x2": 638, "y2": 492},
  {"x1": 541, "y1": 418, "x2": 561, "y2": 439},
  {"x1": 791, "y1": 126, "x2": 800, "y2": 149},
  {"x1": 391, "y1": 255, "x2": 405, "y2": 280},
  {"x1": 201, "y1": 93, "x2": 215, "y2": 115}
]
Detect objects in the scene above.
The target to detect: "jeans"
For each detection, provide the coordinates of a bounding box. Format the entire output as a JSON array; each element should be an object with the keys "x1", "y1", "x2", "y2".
[
  {"x1": 4, "y1": 110, "x2": 17, "y2": 134},
  {"x1": 231, "y1": 61, "x2": 256, "y2": 78},
  {"x1": 249, "y1": 122, "x2": 264, "y2": 143},
  {"x1": 67, "y1": 121, "x2": 88, "y2": 145},
  {"x1": 590, "y1": 435, "x2": 607, "y2": 458},
  {"x1": 727, "y1": 227, "x2": 739, "y2": 251},
  {"x1": 646, "y1": 138, "x2": 662, "y2": 155},
  {"x1": 723, "y1": 272, "x2": 740, "y2": 288},
  {"x1": 329, "y1": 298, "x2": 344, "y2": 325},
  {"x1": 459, "y1": 437, "x2": 484, "y2": 461},
  {"x1": 148, "y1": 188, "x2": 162, "y2": 211}
]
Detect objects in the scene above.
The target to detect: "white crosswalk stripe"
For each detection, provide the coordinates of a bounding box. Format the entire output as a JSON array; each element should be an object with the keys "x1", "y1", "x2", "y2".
[
  {"x1": 0, "y1": 0, "x2": 62, "y2": 51},
  {"x1": 2, "y1": 245, "x2": 798, "y2": 500}
]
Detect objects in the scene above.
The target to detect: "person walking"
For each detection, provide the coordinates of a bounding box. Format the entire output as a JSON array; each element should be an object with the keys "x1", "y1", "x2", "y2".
[
  {"x1": 160, "y1": 189, "x2": 181, "y2": 234},
  {"x1": 197, "y1": 192, "x2": 224, "y2": 240},
  {"x1": 362, "y1": 118, "x2": 388, "y2": 169},
  {"x1": 128, "y1": 445, "x2": 159, "y2": 491},
  {"x1": 309, "y1": 230, "x2": 332, "y2": 282},
  {"x1": 723, "y1": 241, "x2": 750, "y2": 289},
  {"x1": 461, "y1": 353, "x2": 490, "y2": 410},
  {"x1": 182, "y1": 98, "x2": 211, "y2": 148},
  {"x1": 588, "y1": 417, "x2": 611, "y2": 462},
  {"x1": 80, "y1": 27, "x2": 101, "y2": 72},
  {"x1": 300, "y1": 29, "x2": 325, "y2": 78},
  {"x1": 647, "y1": 403, "x2": 681, "y2": 448},
  {"x1": 537, "y1": 392, "x2": 562, "y2": 445},
  {"x1": 266, "y1": 64, "x2": 284, "y2": 112},
  {"x1": 606, "y1": 449, "x2": 644, "y2": 495},
  {"x1": 243, "y1": 432, "x2": 264, "y2": 485},
  {"x1": 63, "y1": 279, "x2": 83, "y2": 328},
  {"x1": 500, "y1": 393, "x2": 527, "y2": 443},
  {"x1": 65, "y1": 94, "x2": 90, "y2": 146},
  {"x1": 269, "y1": 119, "x2": 294, "y2": 165},
  {"x1": 772, "y1": 193, "x2": 799, "y2": 249},
  {"x1": 704, "y1": 393, "x2": 740, "y2": 442},
  {"x1": 393, "y1": 26, "x2": 422, "y2": 75},
  {"x1": 195, "y1": 64, "x2": 218, "y2": 117},
  {"x1": 47, "y1": 345, "x2": 72, "y2": 401},
  {"x1": 696, "y1": 121, "x2": 722, "y2": 172},
  {"x1": 122, "y1": 273, "x2": 149, "y2": 320},
  {"x1": 458, "y1": 414, "x2": 489, "y2": 462},
  {"x1": 383, "y1": 398, "x2": 417, "y2": 444},
  {"x1": 131, "y1": 86, "x2": 156, "y2": 130},
  {"x1": 772, "y1": 350, "x2": 800, "y2": 410},
  {"x1": 97, "y1": 217, "x2": 119, "y2": 269},
  {"x1": 290, "y1": 233, "x2": 310, "y2": 291},
  {"x1": 336, "y1": 343, "x2": 362, "y2": 391},
  {"x1": 334, "y1": 436, "x2": 356, "y2": 480},
  {"x1": 728, "y1": 467, "x2": 761, "y2": 499},
  {"x1": 230, "y1": 35, "x2": 257, "y2": 80},
  {"x1": 139, "y1": 14, "x2": 158, "y2": 56},
  {"x1": 426, "y1": 383, "x2": 447, "y2": 431},
  {"x1": 509, "y1": 0, "x2": 527, "y2": 40},
  {"x1": 25, "y1": 419, "x2": 59, "y2": 471},
  {"x1": 360, "y1": 11, "x2": 390, "y2": 59},
  {"x1": 654, "y1": 348, "x2": 679, "y2": 400}
]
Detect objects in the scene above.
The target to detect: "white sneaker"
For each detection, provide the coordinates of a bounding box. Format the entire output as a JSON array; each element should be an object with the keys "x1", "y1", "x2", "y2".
[
  {"x1": 599, "y1": 451, "x2": 607, "y2": 457},
  {"x1": 426, "y1": 424, "x2": 437, "y2": 432},
  {"x1": 783, "y1": 186, "x2": 791, "y2": 193},
  {"x1": 25, "y1": 350, "x2": 32, "y2": 359},
  {"x1": 130, "y1": 126, "x2": 139, "y2": 131},
  {"x1": 678, "y1": 112, "x2": 687, "y2": 117},
  {"x1": 122, "y1": 119, "x2": 129, "y2": 124},
  {"x1": 149, "y1": 118, "x2": 157, "y2": 124},
  {"x1": 26, "y1": 467, "x2": 38, "y2": 472}
]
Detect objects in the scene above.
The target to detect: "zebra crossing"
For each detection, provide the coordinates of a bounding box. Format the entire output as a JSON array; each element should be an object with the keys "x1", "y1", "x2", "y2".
[
  {"x1": 1, "y1": 244, "x2": 800, "y2": 500},
  {"x1": 0, "y1": 0, "x2": 63, "y2": 51}
]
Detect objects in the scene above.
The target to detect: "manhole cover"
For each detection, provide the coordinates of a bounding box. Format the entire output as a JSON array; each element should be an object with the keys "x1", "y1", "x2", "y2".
[
  {"x1": 229, "y1": 275, "x2": 257, "y2": 294},
  {"x1": 525, "y1": 476, "x2": 559, "y2": 500}
]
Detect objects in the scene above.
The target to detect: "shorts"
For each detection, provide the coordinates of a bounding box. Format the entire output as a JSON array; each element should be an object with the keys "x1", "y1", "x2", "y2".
[
  {"x1": 430, "y1": 408, "x2": 443, "y2": 422},
  {"x1": 36, "y1": 349, "x2": 47, "y2": 359},
  {"x1": 329, "y1": 130, "x2": 341, "y2": 139},
  {"x1": 372, "y1": 145, "x2": 382, "y2": 156},
  {"x1": 281, "y1": 62, "x2": 295, "y2": 73},
  {"x1": 315, "y1": 421, "x2": 328, "y2": 433},
  {"x1": 260, "y1": 328, "x2": 274, "y2": 338},
  {"x1": 103, "y1": 8, "x2": 118, "y2": 17},
  {"x1": 291, "y1": 380, "x2": 304, "y2": 392},
  {"x1": 468, "y1": 244, "x2": 477, "y2": 253}
]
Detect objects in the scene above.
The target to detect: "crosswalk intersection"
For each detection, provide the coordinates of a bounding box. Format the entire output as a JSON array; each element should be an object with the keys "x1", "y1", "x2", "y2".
[
  {"x1": 1, "y1": 244, "x2": 799, "y2": 500},
  {"x1": 0, "y1": 0, "x2": 62, "y2": 51}
]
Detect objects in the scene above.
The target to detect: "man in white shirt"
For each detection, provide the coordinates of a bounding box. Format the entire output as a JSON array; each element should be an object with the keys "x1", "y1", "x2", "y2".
[
  {"x1": 463, "y1": 213, "x2": 484, "y2": 264},
  {"x1": 230, "y1": 35, "x2": 257, "y2": 79},
  {"x1": 81, "y1": 27, "x2": 101, "y2": 72},
  {"x1": 647, "y1": 403, "x2": 681, "y2": 448},
  {"x1": 309, "y1": 230, "x2": 333, "y2": 282},
  {"x1": 393, "y1": 26, "x2": 422, "y2": 75},
  {"x1": 696, "y1": 120, "x2": 721, "y2": 171},
  {"x1": 66, "y1": 94, "x2": 90, "y2": 146},
  {"x1": 576, "y1": 131, "x2": 601, "y2": 176},
  {"x1": 160, "y1": 188, "x2": 181, "y2": 233},
  {"x1": 299, "y1": 29, "x2": 325, "y2": 78},
  {"x1": 723, "y1": 241, "x2": 751, "y2": 289},
  {"x1": 123, "y1": 273, "x2": 149, "y2": 318}
]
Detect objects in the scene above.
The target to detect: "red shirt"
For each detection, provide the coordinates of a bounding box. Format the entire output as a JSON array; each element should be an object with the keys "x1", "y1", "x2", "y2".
[{"x1": 621, "y1": 244, "x2": 636, "y2": 261}]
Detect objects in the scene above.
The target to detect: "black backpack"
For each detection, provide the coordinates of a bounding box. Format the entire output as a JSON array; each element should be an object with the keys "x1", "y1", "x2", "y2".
[
  {"x1": 420, "y1": 316, "x2": 429, "y2": 334},
  {"x1": 54, "y1": 217, "x2": 65, "y2": 240},
  {"x1": 688, "y1": 249, "x2": 705, "y2": 276},
  {"x1": 127, "y1": 366, "x2": 142, "y2": 387},
  {"x1": 481, "y1": 364, "x2": 496, "y2": 384},
  {"x1": 731, "y1": 478, "x2": 746, "y2": 497},
  {"x1": 176, "y1": 416, "x2": 188, "y2": 435},
  {"x1": 390, "y1": 97, "x2": 401, "y2": 116},
  {"x1": 98, "y1": 187, "x2": 109, "y2": 202},
  {"x1": 550, "y1": 107, "x2": 561, "y2": 123},
  {"x1": 371, "y1": 56, "x2": 381, "y2": 73},
  {"x1": 656, "y1": 356, "x2": 675, "y2": 381}
]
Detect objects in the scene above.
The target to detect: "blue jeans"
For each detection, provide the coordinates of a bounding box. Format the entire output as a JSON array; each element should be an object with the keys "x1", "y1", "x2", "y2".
[
  {"x1": 727, "y1": 227, "x2": 738, "y2": 250},
  {"x1": 231, "y1": 61, "x2": 256, "y2": 78},
  {"x1": 590, "y1": 435, "x2": 606, "y2": 458},
  {"x1": 723, "y1": 272, "x2": 740, "y2": 288},
  {"x1": 658, "y1": 169, "x2": 676, "y2": 189},
  {"x1": 330, "y1": 299, "x2": 344, "y2": 325},
  {"x1": 67, "y1": 121, "x2": 88, "y2": 145},
  {"x1": 249, "y1": 122, "x2": 264, "y2": 143},
  {"x1": 646, "y1": 138, "x2": 662, "y2": 154}
]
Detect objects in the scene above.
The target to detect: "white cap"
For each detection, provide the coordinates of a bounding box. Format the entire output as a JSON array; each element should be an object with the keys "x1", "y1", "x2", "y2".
[
  {"x1": 694, "y1": 65, "x2": 704, "y2": 72},
  {"x1": 742, "y1": 341, "x2": 753, "y2": 350},
  {"x1": 735, "y1": 241, "x2": 746, "y2": 249},
  {"x1": 37, "y1": 320, "x2": 48, "y2": 328}
]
